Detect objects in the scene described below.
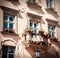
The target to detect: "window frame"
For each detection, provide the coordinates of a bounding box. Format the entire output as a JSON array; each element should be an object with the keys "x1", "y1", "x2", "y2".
[
  {"x1": 46, "y1": 0, "x2": 54, "y2": 8},
  {"x1": 2, "y1": 45, "x2": 15, "y2": 58},
  {"x1": 48, "y1": 24, "x2": 55, "y2": 37},
  {"x1": 30, "y1": 22, "x2": 38, "y2": 34},
  {"x1": 28, "y1": 0, "x2": 36, "y2": 3},
  {"x1": 3, "y1": 15, "x2": 14, "y2": 33}
]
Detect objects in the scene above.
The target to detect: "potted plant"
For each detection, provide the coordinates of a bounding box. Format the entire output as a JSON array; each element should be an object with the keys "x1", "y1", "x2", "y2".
[
  {"x1": 39, "y1": 29, "x2": 44, "y2": 35},
  {"x1": 45, "y1": 32, "x2": 51, "y2": 38}
]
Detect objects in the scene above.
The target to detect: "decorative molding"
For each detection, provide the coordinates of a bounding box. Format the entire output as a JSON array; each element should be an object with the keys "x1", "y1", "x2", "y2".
[
  {"x1": 1, "y1": 31, "x2": 20, "y2": 42},
  {"x1": 26, "y1": 1, "x2": 42, "y2": 10},
  {"x1": 6, "y1": 0, "x2": 20, "y2": 5},
  {"x1": 0, "y1": 6, "x2": 19, "y2": 16},
  {"x1": 46, "y1": 18, "x2": 58, "y2": 26},
  {"x1": 27, "y1": 13, "x2": 42, "y2": 22},
  {"x1": 45, "y1": 8, "x2": 59, "y2": 17}
]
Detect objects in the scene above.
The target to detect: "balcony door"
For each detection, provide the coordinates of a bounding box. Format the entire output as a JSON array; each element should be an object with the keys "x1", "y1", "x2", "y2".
[{"x1": 2, "y1": 45, "x2": 15, "y2": 58}]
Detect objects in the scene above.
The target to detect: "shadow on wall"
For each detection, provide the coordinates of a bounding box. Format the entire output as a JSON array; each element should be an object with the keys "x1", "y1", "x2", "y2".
[
  {"x1": 6, "y1": 0, "x2": 21, "y2": 6},
  {"x1": 27, "y1": 6, "x2": 45, "y2": 14}
]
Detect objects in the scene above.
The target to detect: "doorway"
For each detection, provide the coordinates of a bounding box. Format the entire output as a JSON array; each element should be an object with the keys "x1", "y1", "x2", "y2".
[{"x1": 2, "y1": 45, "x2": 15, "y2": 58}]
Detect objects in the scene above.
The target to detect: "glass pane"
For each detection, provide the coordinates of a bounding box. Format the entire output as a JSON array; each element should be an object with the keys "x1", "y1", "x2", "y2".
[
  {"x1": 4, "y1": 16, "x2": 8, "y2": 20},
  {"x1": 29, "y1": 0, "x2": 32, "y2": 2},
  {"x1": 8, "y1": 47, "x2": 15, "y2": 58},
  {"x1": 48, "y1": 26, "x2": 50, "y2": 30},
  {"x1": 30, "y1": 22, "x2": 33, "y2": 27},
  {"x1": 2, "y1": 45, "x2": 8, "y2": 58},
  {"x1": 9, "y1": 17, "x2": 14, "y2": 21},
  {"x1": 8, "y1": 48, "x2": 14, "y2": 53},
  {"x1": 9, "y1": 54, "x2": 14, "y2": 58},
  {"x1": 52, "y1": 32, "x2": 55, "y2": 37},
  {"x1": 52, "y1": 27, "x2": 55, "y2": 30},
  {"x1": 9, "y1": 23, "x2": 13, "y2": 28},
  {"x1": 46, "y1": 0, "x2": 52, "y2": 8},
  {"x1": 35, "y1": 52, "x2": 40, "y2": 57},
  {"x1": 2, "y1": 53, "x2": 7, "y2": 58},
  {"x1": 3, "y1": 22, "x2": 8, "y2": 28},
  {"x1": 34, "y1": 23, "x2": 37, "y2": 28},
  {"x1": 33, "y1": 29, "x2": 37, "y2": 33},
  {"x1": 2, "y1": 46, "x2": 8, "y2": 54}
]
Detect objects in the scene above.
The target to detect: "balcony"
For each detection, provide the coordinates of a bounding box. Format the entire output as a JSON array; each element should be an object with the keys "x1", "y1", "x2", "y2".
[{"x1": 26, "y1": 2, "x2": 42, "y2": 10}]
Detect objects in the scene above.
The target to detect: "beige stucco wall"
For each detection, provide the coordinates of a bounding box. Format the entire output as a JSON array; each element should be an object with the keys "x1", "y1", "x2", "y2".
[
  {"x1": 0, "y1": 0, "x2": 19, "y2": 10},
  {"x1": 18, "y1": 0, "x2": 57, "y2": 36},
  {"x1": 0, "y1": 8, "x2": 3, "y2": 32},
  {"x1": 0, "y1": 0, "x2": 60, "y2": 58},
  {"x1": 0, "y1": 0, "x2": 59, "y2": 37},
  {"x1": 55, "y1": 0, "x2": 60, "y2": 40}
]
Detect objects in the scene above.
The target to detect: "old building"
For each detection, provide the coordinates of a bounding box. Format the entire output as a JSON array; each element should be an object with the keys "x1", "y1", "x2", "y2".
[{"x1": 0, "y1": 0, "x2": 60, "y2": 58}]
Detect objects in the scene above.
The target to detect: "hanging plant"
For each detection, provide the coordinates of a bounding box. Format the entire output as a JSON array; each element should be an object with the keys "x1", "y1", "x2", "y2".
[
  {"x1": 24, "y1": 27, "x2": 33, "y2": 35},
  {"x1": 45, "y1": 32, "x2": 51, "y2": 38},
  {"x1": 39, "y1": 29, "x2": 44, "y2": 35}
]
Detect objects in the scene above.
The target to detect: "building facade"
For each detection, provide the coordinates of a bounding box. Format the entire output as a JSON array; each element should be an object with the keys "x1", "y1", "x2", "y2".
[{"x1": 0, "y1": 0, "x2": 60, "y2": 58}]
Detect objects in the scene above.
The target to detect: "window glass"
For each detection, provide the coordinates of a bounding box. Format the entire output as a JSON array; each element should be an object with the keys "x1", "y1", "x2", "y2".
[
  {"x1": 2, "y1": 45, "x2": 15, "y2": 58},
  {"x1": 9, "y1": 17, "x2": 14, "y2": 21},
  {"x1": 33, "y1": 29, "x2": 37, "y2": 33},
  {"x1": 52, "y1": 32, "x2": 55, "y2": 37},
  {"x1": 3, "y1": 15, "x2": 14, "y2": 32},
  {"x1": 28, "y1": 0, "x2": 35, "y2": 3},
  {"x1": 52, "y1": 26, "x2": 55, "y2": 30},
  {"x1": 4, "y1": 16, "x2": 8, "y2": 20},
  {"x1": 34, "y1": 23, "x2": 37, "y2": 28},
  {"x1": 9, "y1": 54, "x2": 14, "y2": 58},
  {"x1": 28, "y1": 0, "x2": 32, "y2": 2},
  {"x1": 48, "y1": 26, "x2": 50, "y2": 30},
  {"x1": 30, "y1": 22, "x2": 37, "y2": 34},
  {"x1": 30, "y1": 22, "x2": 33, "y2": 27},
  {"x1": 48, "y1": 25, "x2": 55, "y2": 37},
  {"x1": 3, "y1": 22, "x2": 8, "y2": 29},
  {"x1": 9, "y1": 23, "x2": 13, "y2": 28},
  {"x1": 46, "y1": 0, "x2": 53, "y2": 8}
]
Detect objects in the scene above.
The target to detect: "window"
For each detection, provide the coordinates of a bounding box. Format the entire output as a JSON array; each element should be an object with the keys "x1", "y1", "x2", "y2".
[
  {"x1": 28, "y1": 0, "x2": 36, "y2": 3},
  {"x1": 2, "y1": 45, "x2": 15, "y2": 58},
  {"x1": 3, "y1": 15, "x2": 14, "y2": 33},
  {"x1": 30, "y1": 22, "x2": 33, "y2": 28},
  {"x1": 46, "y1": 0, "x2": 54, "y2": 8},
  {"x1": 30, "y1": 22, "x2": 37, "y2": 34},
  {"x1": 48, "y1": 25, "x2": 55, "y2": 37}
]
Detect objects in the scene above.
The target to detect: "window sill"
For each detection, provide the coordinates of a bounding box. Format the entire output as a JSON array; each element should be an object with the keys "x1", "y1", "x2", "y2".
[{"x1": 1, "y1": 31, "x2": 18, "y2": 36}]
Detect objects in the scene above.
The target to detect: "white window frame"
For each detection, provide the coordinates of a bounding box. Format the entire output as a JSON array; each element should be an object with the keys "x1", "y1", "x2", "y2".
[
  {"x1": 48, "y1": 25, "x2": 55, "y2": 37},
  {"x1": 30, "y1": 22, "x2": 38, "y2": 34},
  {"x1": 46, "y1": 0, "x2": 54, "y2": 8},
  {"x1": 3, "y1": 15, "x2": 14, "y2": 32}
]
